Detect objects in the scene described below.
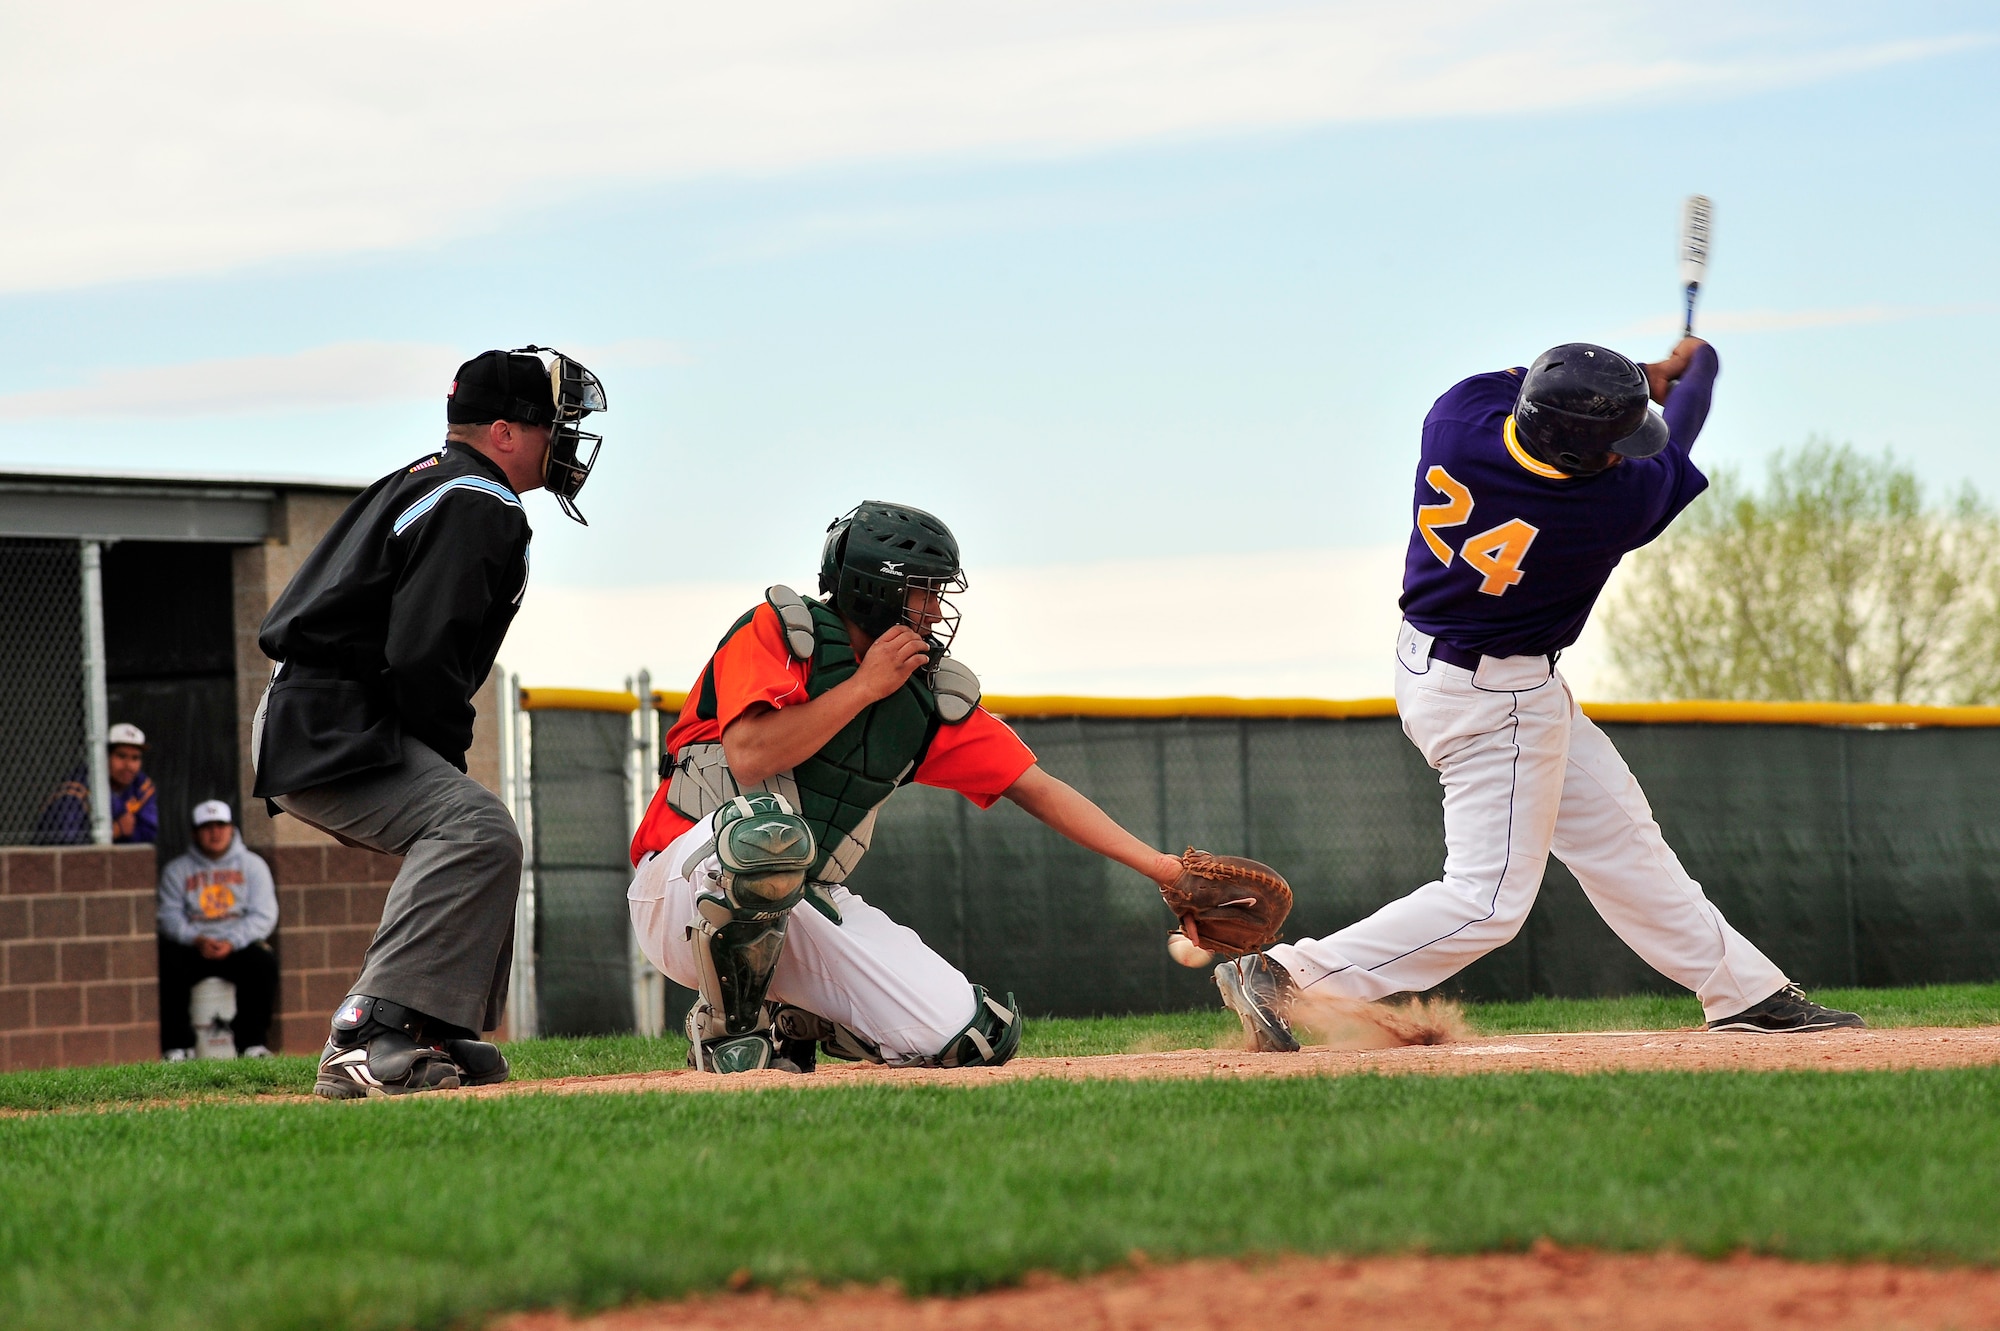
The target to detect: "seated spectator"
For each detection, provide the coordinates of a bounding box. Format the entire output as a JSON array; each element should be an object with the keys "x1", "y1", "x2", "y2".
[
  {"x1": 157, "y1": 800, "x2": 279, "y2": 1061},
  {"x1": 33, "y1": 721, "x2": 159, "y2": 845}
]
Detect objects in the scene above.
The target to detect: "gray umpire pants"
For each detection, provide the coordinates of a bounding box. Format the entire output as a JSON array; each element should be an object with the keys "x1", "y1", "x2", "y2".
[{"x1": 276, "y1": 738, "x2": 522, "y2": 1034}]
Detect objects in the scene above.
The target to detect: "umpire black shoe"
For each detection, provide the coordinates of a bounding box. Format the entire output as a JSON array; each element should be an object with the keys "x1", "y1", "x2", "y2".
[
  {"x1": 441, "y1": 1039, "x2": 510, "y2": 1087},
  {"x1": 314, "y1": 1033, "x2": 461, "y2": 1099},
  {"x1": 1215, "y1": 952, "x2": 1302, "y2": 1053},
  {"x1": 1708, "y1": 983, "x2": 1865, "y2": 1033},
  {"x1": 313, "y1": 993, "x2": 462, "y2": 1100}
]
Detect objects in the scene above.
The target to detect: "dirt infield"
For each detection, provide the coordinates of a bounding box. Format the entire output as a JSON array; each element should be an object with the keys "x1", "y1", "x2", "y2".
[
  {"x1": 500, "y1": 1247, "x2": 2000, "y2": 1331},
  {"x1": 471, "y1": 1026, "x2": 2000, "y2": 1100}
]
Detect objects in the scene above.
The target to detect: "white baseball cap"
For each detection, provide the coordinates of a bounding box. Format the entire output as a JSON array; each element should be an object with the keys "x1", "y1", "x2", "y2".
[
  {"x1": 191, "y1": 799, "x2": 233, "y2": 827},
  {"x1": 107, "y1": 722, "x2": 146, "y2": 748}
]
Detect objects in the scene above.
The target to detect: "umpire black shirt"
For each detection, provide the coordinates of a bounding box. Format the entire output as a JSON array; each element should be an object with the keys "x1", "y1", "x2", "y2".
[{"x1": 253, "y1": 443, "x2": 530, "y2": 796}]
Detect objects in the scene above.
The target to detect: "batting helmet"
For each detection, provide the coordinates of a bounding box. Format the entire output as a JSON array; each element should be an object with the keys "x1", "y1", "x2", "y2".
[
  {"x1": 1513, "y1": 344, "x2": 1669, "y2": 476},
  {"x1": 819, "y1": 500, "x2": 966, "y2": 648}
]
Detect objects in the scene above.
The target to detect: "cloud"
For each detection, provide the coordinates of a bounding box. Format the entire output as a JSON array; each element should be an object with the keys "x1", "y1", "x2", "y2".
[
  {"x1": 1619, "y1": 302, "x2": 1999, "y2": 337},
  {"x1": 504, "y1": 545, "x2": 1412, "y2": 699},
  {"x1": 0, "y1": 342, "x2": 457, "y2": 419},
  {"x1": 0, "y1": 3, "x2": 1982, "y2": 292},
  {"x1": 0, "y1": 337, "x2": 690, "y2": 420}
]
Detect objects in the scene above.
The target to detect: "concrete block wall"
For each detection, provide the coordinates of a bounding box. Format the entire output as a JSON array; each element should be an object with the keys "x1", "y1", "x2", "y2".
[
  {"x1": 0, "y1": 846, "x2": 160, "y2": 1071},
  {"x1": 268, "y1": 844, "x2": 400, "y2": 1053}
]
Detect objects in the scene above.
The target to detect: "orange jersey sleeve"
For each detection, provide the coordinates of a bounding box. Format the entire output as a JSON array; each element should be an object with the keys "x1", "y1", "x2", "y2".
[
  {"x1": 658, "y1": 603, "x2": 810, "y2": 756},
  {"x1": 912, "y1": 706, "x2": 1036, "y2": 809},
  {"x1": 637, "y1": 603, "x2": 810, "y2": 864}
]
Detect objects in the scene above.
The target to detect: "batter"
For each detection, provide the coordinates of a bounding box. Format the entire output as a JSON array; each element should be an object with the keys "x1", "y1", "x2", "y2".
[
  {"x1": 1217, "y1": 338, "x2": 1865, "y2": 1047},
  {"x1": 628, "y1": 499, "x2": 1188, "y2": 1073}
]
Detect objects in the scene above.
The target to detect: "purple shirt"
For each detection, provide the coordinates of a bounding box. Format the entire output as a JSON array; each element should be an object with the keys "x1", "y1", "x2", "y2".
[{"x1": 1398, "y1": 346, "x2": 1719, "y2": 660}]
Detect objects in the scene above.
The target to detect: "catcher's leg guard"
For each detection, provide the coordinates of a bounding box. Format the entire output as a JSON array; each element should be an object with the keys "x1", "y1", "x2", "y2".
[
  {"x1": 1215, "y1": 952, "x2": 1301, "y2": 1053},
  {"x1": 684, "y1": 795, "x2": 817, "y2": 1074},
  {"x1": 925, "y1": 986, "x2": 1022, "y2": 1068}
]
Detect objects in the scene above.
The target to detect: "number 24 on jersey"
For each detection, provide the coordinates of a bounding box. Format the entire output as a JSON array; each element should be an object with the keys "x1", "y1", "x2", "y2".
[{"x1": 1416, "y1": 467, "x2": 1539, "y2": 596}]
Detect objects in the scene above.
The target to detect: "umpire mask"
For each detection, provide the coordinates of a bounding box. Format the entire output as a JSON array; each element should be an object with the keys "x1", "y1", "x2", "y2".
[{"x1": 517, "y1": 345, "x2": 607, "y2": 525}]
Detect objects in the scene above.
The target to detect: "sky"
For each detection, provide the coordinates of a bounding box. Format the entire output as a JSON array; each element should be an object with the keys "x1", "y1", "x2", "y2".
[{"x1": 1, "y1": 2, "x2": 1994, "y2": 696}]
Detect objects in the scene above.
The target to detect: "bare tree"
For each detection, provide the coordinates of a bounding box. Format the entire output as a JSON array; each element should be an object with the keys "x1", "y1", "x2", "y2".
[{"x1": 1604, "y1": 442, "x2": 2000, "y2": 704}]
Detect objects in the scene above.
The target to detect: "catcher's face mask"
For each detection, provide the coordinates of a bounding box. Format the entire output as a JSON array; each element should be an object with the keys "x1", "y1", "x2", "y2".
[
  {"x1": 514, "y1": 346, "x2": 606, "y2": 525},
  {"x1": 902, "y1": 573, "x2": 967, "y2": 664}
]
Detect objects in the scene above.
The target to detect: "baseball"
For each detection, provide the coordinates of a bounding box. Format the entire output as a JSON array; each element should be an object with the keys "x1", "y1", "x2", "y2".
[{"x1": 1165, "y1": 930, "x2": 1216, "y2": 969}]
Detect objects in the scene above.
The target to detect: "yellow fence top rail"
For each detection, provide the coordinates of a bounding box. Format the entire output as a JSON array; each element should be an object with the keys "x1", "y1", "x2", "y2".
[
  {"x1": 517, "y1": 687, "x2": 639, "y2": 714},
  {"x1": 1580, "y1": 699, "x2": 2000, "y2": 728},
  {"x1": 981, "y1": 694, "x2": 1400, "y2": 719},
  {"x1": 516, "y1": 687, "x2": 2000, "y2": 729}
]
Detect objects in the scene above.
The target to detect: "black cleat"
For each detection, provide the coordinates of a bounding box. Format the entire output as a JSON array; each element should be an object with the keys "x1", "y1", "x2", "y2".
[
  {"x1": 441, "y1": 1038, "x2": 510, "y2": 1087},
  {"x1": 1215, "y1": 952, "x2": 1302, "y2": 1053},
  {"x1": 314, "y1": 1033, "x2": 461, "y2": 1099},
  {"x1": 1708, "y1": 983, "x2": 1865, "y2": 1034},
  {"x1": 772, "y1": 1003, "x2": 884, "y2": 1066}
]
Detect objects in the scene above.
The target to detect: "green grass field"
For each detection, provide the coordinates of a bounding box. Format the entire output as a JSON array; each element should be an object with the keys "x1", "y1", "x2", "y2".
[
  {"x1": 2, "y1": 984, "x2": 1995, "y2": 1331},
  {"x1": 4, "y1": 1070, "x2": 2000, "y2": 1331},
  {"x1": 3, "y1": 981, "x2": 1994, "y2": 1112}
]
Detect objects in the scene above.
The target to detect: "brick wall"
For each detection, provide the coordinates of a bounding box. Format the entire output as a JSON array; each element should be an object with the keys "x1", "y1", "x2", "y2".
[
  {"x1": 0, "y1": 846, "x2": 159, "y2": 1071},
  {"x1": 269, "y1": 844, "x2": 399, "y2": 1054}
]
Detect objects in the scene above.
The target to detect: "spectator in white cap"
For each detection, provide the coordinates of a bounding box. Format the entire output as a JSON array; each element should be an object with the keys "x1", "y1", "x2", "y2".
[
  {"x1": 156, "y1": 800, "x2": 279, "y2": 1061},
  {"x1": 33, "y1": 721, "x2": 159, "y2": 845}
]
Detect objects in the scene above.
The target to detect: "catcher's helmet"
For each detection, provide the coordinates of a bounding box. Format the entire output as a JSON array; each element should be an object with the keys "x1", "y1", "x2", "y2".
[
  {"x1": 1513, "y1": 343, "x2": 1668, "y2": 477},
  {"x1": 819, "y1": 500, "x2": 966, "y2": 649}
]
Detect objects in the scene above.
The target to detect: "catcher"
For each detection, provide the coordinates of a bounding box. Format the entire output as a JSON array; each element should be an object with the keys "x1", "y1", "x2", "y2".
[{"x1": 626, "y1": 500, "x2": 1291, "y2": 1073}]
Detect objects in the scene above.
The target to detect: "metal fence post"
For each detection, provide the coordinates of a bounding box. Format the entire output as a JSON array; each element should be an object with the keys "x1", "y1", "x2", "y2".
[
  {"x1": 628, "y1": 669, "x2": 665, "y2": 1037},
  {"x1": 503, "y1": 670, "x2": 539, "y2": 1040},
  {"x1": 80, "y1": 540, "x2": 112, "y2": 846}
]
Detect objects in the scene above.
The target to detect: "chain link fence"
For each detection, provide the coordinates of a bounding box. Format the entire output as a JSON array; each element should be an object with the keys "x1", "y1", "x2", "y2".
[
  {"x1": 526, "y1": 707, "x2": 641, "y2": 1036},
  {"x1": 846, "y1": 714, "x2": 1446, "y2": 1014},
  {"x1": 512, "y1": 691, "x2": 2000, "y2": 1025},
  {"x1": 0, "y1": 539, "x2": 91, "y2": 846}
]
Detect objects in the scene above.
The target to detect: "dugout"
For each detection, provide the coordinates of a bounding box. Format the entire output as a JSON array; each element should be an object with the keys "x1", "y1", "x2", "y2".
[
  {"x1": 0, "y1": 467, "x2": 504, "y2": 1072},
  {"x1": 510, "y1": 687, "x2": 2000, "y2": 1034},
  {"x1": 0, "y1": 468, "x2": 370, "y2": 860}
]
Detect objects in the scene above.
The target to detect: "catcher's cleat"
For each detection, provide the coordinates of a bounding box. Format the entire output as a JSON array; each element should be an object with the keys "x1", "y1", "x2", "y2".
[
  {"x1": 314, "y1": 1033, "x2": 461, "y2": 1099},
  {"x1": 1708, "y1": 983, "x2": 1865, "y2": 1034},
  {"x1": 1215, "y1": 952, "x2": 1302, "y2": 1053},
  {"x1": 686, "y1": 1030, "x2": 811, "y2": 1074},
  {"x1": 442, "y1": 1038, "x2": 510, "y2": 1087},
  {"x1": 772, "y1": 1003, "x2": 885, "y2": 1066}
]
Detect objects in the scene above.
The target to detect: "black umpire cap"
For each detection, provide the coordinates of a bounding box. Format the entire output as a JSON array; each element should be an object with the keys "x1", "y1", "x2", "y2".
[{"x1": 447, "y1": 350, "x2": 557, "y2": 426}]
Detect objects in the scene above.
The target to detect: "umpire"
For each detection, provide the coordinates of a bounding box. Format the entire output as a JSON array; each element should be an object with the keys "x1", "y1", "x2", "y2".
[{"x1": 253, "y1": 346, "x2": 606, "y2": 1099}]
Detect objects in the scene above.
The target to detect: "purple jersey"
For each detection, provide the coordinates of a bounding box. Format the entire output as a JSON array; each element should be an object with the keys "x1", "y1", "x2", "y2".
[{"x1": 1398, "y1": 346, "x2": 1719, "y2": 660}]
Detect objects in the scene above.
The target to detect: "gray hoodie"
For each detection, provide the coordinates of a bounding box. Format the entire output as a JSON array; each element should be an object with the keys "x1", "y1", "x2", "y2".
[{"x1": 156, "y1": 832, "x2": 278, "y2": 950}]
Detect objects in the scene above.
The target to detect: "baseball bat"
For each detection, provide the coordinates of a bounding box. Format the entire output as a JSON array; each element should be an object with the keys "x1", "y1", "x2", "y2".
[{"x1": 1678, "y1": 194, "x2": 1712, "y2": 336}]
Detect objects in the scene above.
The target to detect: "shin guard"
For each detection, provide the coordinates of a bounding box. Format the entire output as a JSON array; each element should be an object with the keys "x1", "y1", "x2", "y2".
[{"x1": 684, "y1": 795, "x2": 817, "y2": 1072}]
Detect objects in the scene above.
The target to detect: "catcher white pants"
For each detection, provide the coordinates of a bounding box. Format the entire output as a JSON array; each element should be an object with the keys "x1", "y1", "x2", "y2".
[
  {"x1": 1268, "y1": 623, "x2": 1789, "y2": 1023},
  {"x1": 628, "y1": 812, "x2": 979, "y2": 1062}
]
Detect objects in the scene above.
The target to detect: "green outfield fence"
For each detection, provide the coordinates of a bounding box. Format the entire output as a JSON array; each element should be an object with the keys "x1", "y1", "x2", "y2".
[{"x1": 509, "y1": 687, "x2": 2000, "y2": 1034}]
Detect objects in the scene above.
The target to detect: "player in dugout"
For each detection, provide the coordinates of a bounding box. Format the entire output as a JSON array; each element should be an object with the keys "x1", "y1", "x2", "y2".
[
  {"x1": 1214, "y1": 337, "x2": 1865, "y2": 1050},
  {"x1": 628, "y1": 500, "x2": 1190, "y2": 1073},
  {"x1": 254, "y1": 346, "x2": 606, "y2": 1099}
]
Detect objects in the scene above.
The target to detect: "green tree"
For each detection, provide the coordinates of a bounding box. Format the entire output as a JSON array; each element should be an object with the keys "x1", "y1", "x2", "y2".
[{"x1": 1603, "y1": 442, "x2": 2000, "y2": 704}]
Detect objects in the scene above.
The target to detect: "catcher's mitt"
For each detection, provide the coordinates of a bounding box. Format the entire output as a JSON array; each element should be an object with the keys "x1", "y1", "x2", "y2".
[{"x1": 1160, "y1": 847, "x2": 1291, "y2": 959}]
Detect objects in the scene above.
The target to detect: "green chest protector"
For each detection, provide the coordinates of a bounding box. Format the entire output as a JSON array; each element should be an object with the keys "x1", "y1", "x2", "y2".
[{"x1": 666, "y1": 586, "x2": 982, "y2": 886}]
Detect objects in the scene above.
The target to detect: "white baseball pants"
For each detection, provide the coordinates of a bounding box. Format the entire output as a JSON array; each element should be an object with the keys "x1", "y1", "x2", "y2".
[
  {"x1": 628, "y1": 812, "x2": 980, "y2": 1062},
  {"x1": 1268, "y1": 623, "x2": 1788, "y2": 1022}
]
